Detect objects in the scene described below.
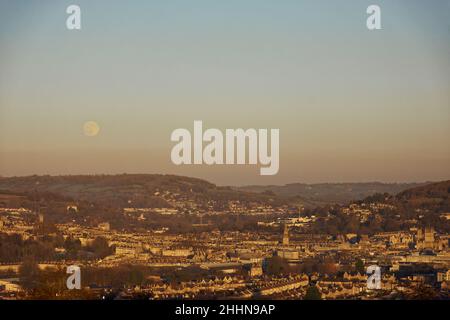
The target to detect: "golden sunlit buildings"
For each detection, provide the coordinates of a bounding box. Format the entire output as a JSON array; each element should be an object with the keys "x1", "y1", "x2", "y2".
[
  {"x1": 282, "y1": 224, "x2": 289, "y2": 246},
  {"x1": 416, "y1": 227, "x2": 448, "y2": 251}
]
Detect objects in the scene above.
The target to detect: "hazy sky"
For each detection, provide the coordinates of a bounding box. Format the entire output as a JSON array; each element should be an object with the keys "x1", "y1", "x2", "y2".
[{"x1": 0, "y1": 0, "x2": 449, "y2": 185}]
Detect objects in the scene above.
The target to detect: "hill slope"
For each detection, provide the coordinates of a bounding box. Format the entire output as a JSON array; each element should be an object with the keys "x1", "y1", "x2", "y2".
[
  {"x1": 0, "y1": 174, "x2": 284, "y2": 208},
  {"x1": 395, "y1": 180, "x2": 450, "y2": 211},
  {"x1": 237, "y1": 182, "x2": 426, "y2": 207}
]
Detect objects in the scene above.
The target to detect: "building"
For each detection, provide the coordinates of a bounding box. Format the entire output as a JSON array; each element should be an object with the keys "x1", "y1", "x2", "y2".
[
  {"x1": 425, "y1": 227, "x2": 435, "y2": 243},
  {"x1": 0, "y1": 278, "x2": 22, "y2": 292},
  {"x1": 437, "y1": 270, "x2": 450, "y2": 282},
  {"x1": 67, "y1": 205, "x2": 78, "y2": 213},
  {"x1": 416, "y1": 227, "x2": 447, "y2": 250},
  {"x1": 98, "y1": 222, "x2": 110, "y2": 231},
  {"x1": 282, "y1": 224, "x2": 289, "y2": 245},
  {"x1": 276, "y1": 249, "x2": 300, "y2": 262},
  {"x1": 249, "y1": 264, "x2": 263, "y2": 277}
]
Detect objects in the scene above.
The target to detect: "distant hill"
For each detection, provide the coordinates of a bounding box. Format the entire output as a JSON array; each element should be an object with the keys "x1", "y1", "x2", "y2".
[
  {"x1": 397, "y1": 180, "x2": 450, "y2": 200},
  {"x1": 394, "y1": 180, "x2": 450, "y2": 211},
  {"x1": 0, "y1": 174, "x2": 285, "y2": 208},
  {"x1": 236, "y1": 182, "x2": 428, "y2": 207},
  {"x1": 310, "y1": 180, "x2": 450, "y2": 235},
  {"x1": 0, "y1": 175, "x2": 439, "y2": 209}
]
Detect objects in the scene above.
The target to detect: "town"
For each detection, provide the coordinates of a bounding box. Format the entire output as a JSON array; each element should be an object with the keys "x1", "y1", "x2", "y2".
[{"x1": 0, "y1": 175, "x2": 448, "y2": 300}]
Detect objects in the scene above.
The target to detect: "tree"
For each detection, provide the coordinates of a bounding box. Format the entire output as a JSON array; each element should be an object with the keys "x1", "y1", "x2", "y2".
[
  {"x1": 304, "y1": 286, "x2": 321, "y2": 300},
  {"x1": 355, "y1": 259, "x2": 365, "y2": 274},
  {"x1": 19, "y1": 257, "x2": 41, "y2": 290},
  {"x1": 264, "y1": 256, "x2": 290, "y2": 275},
  {"x1": 319, "y1": 260, "x2": 339, "y2": 275},
  {"x1": 89, "y1": 237, "x2": 113, "y2": 258}
]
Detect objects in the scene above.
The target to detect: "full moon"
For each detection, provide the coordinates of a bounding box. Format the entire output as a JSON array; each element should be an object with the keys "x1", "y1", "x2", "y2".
[{"x1": 83, "y1": 121, "x2": 100, "y2": 137}]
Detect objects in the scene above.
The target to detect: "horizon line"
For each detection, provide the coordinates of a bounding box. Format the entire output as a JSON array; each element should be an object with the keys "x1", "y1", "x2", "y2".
[{"x1": 0, "y1": 172, "x2": 447, "y2": 188}]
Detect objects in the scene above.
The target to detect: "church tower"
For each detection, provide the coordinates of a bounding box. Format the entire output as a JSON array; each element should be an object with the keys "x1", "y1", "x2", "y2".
[{"x1": 282, "y1": 223, "x2": 289, "y2": 245}]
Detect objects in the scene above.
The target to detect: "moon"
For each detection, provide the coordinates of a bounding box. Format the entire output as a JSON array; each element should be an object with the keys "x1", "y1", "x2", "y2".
[{"x1": 83, "y1": 121, "x2": 100, "y2": 137}]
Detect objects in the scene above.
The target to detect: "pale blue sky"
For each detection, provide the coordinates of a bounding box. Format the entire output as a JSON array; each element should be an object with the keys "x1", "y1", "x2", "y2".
[{"x1": 0, "y1": 0, "x2": 449, "y2": 184}]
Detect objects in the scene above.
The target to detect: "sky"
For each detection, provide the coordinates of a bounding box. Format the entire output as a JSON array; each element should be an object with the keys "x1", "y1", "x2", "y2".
[{"x1": 0, "y1": 0, "x2": 449, "y2": 185}]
